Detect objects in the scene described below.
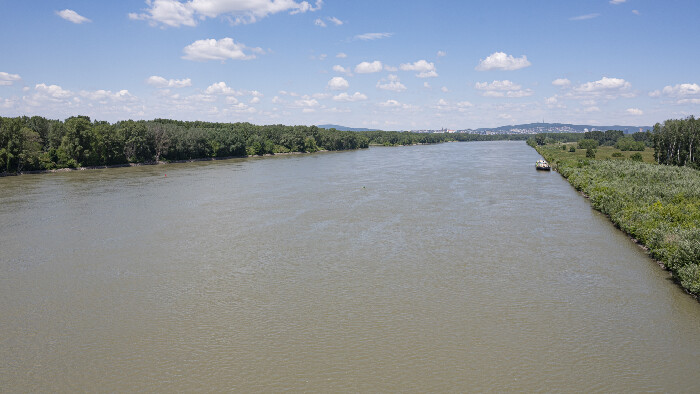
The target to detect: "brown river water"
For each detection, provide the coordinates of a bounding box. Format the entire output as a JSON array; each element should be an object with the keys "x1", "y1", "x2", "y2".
[{"x1": 1, "y1": 141, "x2": 699, "y2": 392}]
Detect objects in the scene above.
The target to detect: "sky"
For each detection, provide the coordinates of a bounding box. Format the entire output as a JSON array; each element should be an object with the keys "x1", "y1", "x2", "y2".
[{"x1": 1, "y1": 0, "x2": 699, "y2": 130}]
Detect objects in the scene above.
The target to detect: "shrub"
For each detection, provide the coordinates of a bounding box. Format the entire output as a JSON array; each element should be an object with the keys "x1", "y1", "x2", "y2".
[
  {"x1": 612, "y1": 152, "x2": 623, "y2": 157},
  {"x1": 569, "y1": 146, "x2": 576, "y2": 152},
  {"x1": 578, "y1": 139, "x2": 599, "y2": 150},
  {"x1": 586, "y1": 148, "x2": 596, "y2": 158},
  {"x1": 630, "y1": 152, "x2": 643, "y2": 161}
]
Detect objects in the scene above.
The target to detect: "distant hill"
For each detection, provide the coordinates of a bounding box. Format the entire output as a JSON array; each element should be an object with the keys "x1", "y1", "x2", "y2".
[
  {"x1": 317, "y1": 124, "x2": 382, "y2": 132},
  {"x1": 469, "y1": 122, "x2": 652, "y2": 134}
]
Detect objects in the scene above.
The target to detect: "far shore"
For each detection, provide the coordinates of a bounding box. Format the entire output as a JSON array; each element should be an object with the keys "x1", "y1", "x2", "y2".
[{"x1": 0, "y1": 149, "x2": 332, "y2": 177}]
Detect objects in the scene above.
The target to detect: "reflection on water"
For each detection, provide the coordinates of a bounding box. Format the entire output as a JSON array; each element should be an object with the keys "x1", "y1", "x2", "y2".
[{"x1": 1, "y1": 142, "x2": 699, "y2": 392}]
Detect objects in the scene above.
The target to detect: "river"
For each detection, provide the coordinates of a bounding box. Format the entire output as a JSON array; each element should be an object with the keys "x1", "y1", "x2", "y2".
[{"x1": 1, "y1": 141, "x2": 699, "y2": 392}]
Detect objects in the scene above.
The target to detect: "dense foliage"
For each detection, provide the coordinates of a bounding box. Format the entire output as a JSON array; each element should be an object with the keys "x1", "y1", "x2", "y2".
[
  {"x1": 652, "y1": 116, "x2": 700, "y2": 168},
  {"x1": 0, "y1": 115, "x2": 372, "y2": 173},
  {"x1": 536, "y1": 144, "x2": 700, "y2": 297}
]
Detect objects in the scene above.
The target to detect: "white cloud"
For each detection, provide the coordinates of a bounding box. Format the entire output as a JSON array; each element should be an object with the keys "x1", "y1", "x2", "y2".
[
  {"x1": 379, "y1": 99, "x2": 402, "y2": 107},
  {"x1": 332, "y1": 65, "x2": 350, "y2": 74},
  {"x1": 79, "y1": 89, "x2": 133, "y2": 101},
  {"x1": 475, "y1": 52, "x2": 531, "y2": 71},
  {"x1": 314, "y1": 18, "x2": 326, "y2": 27},
  {"x1": 437, "y1": 50, "x2": 446, "y2": 57},
  {"x1": 456, "y1": 101, "x2": 473, "y2": 108},
  {"x1": 56, "y1": 9, "x2": 91, "y2": 24},
  {"x1": 130, "y1": 0, "x2": 322, "y2": 27},
  {"x1": 584, "y1": 106, "x2": 601, "y2": 113},
  {"x1": 574, "y1": 77, "x2": 631, "y2": 93},
  {"x1": 147, "y1": 75, "x2": 192, "y2": 88},
  {"x1": 475, "y1": 80, "x2": 522, "y2": 91},
  {"x1": 441, "y1": 86, "x2": 449, "y2": 92},
  {"x1": 250, "y1": 96, "x2": 261, "y2": 104},
  {"x1": 354, "y1": 32, "x2": 392, "y2": 41},
  {"x1": 570, "y1": 13, "x2": 600, "y2": 21},
  {"x1": 294, "y1": 98, "x2": 319, "y2": 107},
  {"x1": 653, "y1": 83, "x2": 700, "y2": 97},
  {"x1": 355, "y1": 60, "x2": 383, "y2": 73},
  {"x1": 423, "y1": 82, "x2": 431, "y2": 89},
  {"x1": 376, "y1": 75, "x2": 406, "y2": 92},
  {"x1": 333, "y1": 92, "x2": 367, "y2": 102},
  {"x1": 34, "y1": 83, "x2": 72, "y2": 100},
  {"x1": 0, "y1": 72, "x2": 21, "y2": 86},
  {"x1": 610, "y1": 0, "x2": 626, "y2": 4},
  {"x1": 400, "y1": 60, "x2": 437, "y2": 78},
  {"x1": 475, "y1": 80, "x2": 532, "y2": 98},
  {"x1": 327, "y1": 76, "x2": 349, "y2": 90},
  {"x1": 328, "y1": 16, "x2": 343, "y2": 25},
  {"x1": 677, "y1": 99, "x2": 700, "y2": 104},
  {"x1": 336, "y1": 52, "x2": 347, "y2": 58},
  {"x1": 182, "y1": 37, "x2": 263, "y2": 61},
  {"x1": 205, "y1": 81, "x2": 241, "y2": 95},
  {"x1": 626, "y1": 108, "x2": 643, "y2": 115},
  {"x1": 552, "y1": 78, "x2": 571, "y2": 87},
  {"x1": 632, "y1": 9, "x2": 640, "y2": 15}
]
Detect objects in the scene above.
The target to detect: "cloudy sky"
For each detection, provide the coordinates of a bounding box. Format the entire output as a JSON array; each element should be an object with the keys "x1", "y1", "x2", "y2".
[{"x1": 1, "y1": 0, "x2": 699, "y2": 130}]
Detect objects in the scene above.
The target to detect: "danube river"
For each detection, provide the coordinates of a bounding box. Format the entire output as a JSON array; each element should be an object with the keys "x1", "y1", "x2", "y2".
[{"x1": 1, "y1": 141, "x2": 699, "y2": 391}]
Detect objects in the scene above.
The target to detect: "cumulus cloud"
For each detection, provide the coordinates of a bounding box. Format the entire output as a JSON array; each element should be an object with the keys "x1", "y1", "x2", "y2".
[
  {"x1": 651, "y1": 83, "x2": 700, "y2": 98},
  {"x1": 400, "y1": 60, "x2": 437, "y2": 78},
  {"x1": 182, "y1": 37, "x2": 263, "y2": 61},
  {"x1": 475, "y1": 80, "x2": 532, "y2": 98},
  {"x1": 34, "y1": 83, "x2": 72, "y2": 101},
  {"x1": 332, "y1": 65, "x2": 350, "y2": 74},
  {"x1": 336, "y1": 52, "x2": 347, "y2": 58},
  {"x1": 626, "y1": 108, "x2": 643, "y2": 115},
  {"x1": 552, "y1": 78, "x2": 571, "y2": 87},
  {"x1": 147, "y1": 75, "x2": 192, "y2": 88},
  {"x1": 327, "y1": 76, "x2": 349, "y2": 90},
  {"x1": 475, "y1": 80, "x2": 522, "y2": 91},
  {"x1": 205, "y1": 81, "x2": 241, "y2": 95},
  {"x1": 610, "y1": 0, "x2": 626, "y2": 4},
  {"x1": 355, "y1": 61, "x2": 383, "y2": 73},
  {"x1": 437, "y1": 50, "x2": 446, "y2": 57},
  {"x1": 353, "y1": 32, "x2": 392, "y2": 41},
  {"x1": 574, "y1": 77, "x2": 631, "y2": 93},
  {"x1": 79, "y1": 89, "x2": 133, "y2": 101},
  {"x1": 314, "y1": 18, "x2": 326, "y2": 27},
  {"x1": 376, "y1": 75, "x2": 406, "y2": 92},
  {"x1": 441, "y1": 86, "x2": 448, "y2": 92},
  {"x1": 333, "y1": 92, "x2": 367, "y2": 102},
  {"x1": 129, "y1": 0, "x2": 322, "y2": 27},
  {"x1": 56, "y1": 9, "x2": 91, "y2": 24},
  {"x1": 0, "y1": 71, "x2": 21, "y2": 86},
  {"x1": 475, "y1": 52, "x2": 531, "y2": 71}
]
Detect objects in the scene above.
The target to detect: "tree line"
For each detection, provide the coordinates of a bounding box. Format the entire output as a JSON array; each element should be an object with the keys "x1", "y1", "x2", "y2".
[
  {"x1": 0, "y1": 116, "x2": 372, "y2": 173},
  {"x1": 0, "y1": 115, "x2": 534, "y2": 174},
  {"x1": 652, "y1": 116, "x2": 700, "y2": 168}
]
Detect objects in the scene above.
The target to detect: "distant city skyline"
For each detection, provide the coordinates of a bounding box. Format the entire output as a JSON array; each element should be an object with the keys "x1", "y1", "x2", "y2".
[{"x1": 1, "y1": 0, "x2": 699, "y2": 129}]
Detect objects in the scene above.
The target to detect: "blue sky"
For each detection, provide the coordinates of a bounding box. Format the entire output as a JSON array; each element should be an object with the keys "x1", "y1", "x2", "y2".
[{"x1": 1, "y1": 0, "x2": 699, "y2": 130}]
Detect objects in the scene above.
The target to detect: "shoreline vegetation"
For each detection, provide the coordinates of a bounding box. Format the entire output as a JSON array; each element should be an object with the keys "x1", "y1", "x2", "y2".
[
  {"x1": 527, "y1": 116, "x2": 700, "y2": 298},
  {"x1": 0, "y1": 115, "x2": 529, "y2": 176}
]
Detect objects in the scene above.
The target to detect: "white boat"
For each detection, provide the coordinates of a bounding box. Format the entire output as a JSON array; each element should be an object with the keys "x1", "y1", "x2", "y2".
[{"x1": 536, "y1": 159, "x2": 551, "y2": 170}]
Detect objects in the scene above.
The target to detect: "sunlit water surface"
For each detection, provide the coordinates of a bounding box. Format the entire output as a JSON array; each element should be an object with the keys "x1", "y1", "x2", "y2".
[{"x1": 1, "y1": 142, "x2": 699, "y2": 392}]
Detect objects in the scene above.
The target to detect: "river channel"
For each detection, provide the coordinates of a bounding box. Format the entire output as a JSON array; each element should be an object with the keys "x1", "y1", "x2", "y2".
[{"x1": 1, "y1": 141, "x2": 699, "y2": 391}]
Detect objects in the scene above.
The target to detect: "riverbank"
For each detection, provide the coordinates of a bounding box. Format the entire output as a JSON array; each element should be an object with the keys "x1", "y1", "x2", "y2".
[
  {"x1": 534, "y1": 144, "x2": 700, "y2": 298},
  {"x1": 0, "y1": 150, "x2": 327, "y2": 177}
]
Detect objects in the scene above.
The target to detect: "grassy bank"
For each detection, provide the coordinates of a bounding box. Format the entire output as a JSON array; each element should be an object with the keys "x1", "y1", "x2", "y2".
[{"x1": 535, "y1": 144, "x2": 700, "y2": 297}]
